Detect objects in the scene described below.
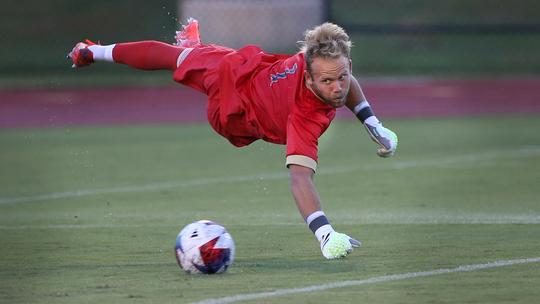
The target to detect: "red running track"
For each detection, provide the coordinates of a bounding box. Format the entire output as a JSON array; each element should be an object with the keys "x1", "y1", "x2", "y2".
[{"x1": 1, "y1": 78, "x2": 539, "y2": 128}]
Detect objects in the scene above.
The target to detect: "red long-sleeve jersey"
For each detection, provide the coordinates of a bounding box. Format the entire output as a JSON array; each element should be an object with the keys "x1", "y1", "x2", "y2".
[{"x1": 172, "y1": 44, "x2": 336, "y2": 171}]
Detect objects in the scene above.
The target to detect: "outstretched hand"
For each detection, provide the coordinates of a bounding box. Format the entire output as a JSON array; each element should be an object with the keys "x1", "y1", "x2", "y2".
[
  {"x1": 320, "y1": 232, "x2": 362, "y2": 259},
  {"x1": 364, "y1": 121, "x2": 398, "y2": 158}
]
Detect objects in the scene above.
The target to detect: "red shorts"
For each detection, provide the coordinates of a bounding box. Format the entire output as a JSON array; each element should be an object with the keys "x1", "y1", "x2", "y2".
[{"x1": 173, "y1": 45, "x2": 233, "y2": 98}]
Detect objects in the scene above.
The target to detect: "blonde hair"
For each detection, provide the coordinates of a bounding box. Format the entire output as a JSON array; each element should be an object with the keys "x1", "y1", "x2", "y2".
[{"x1": 299, "y1": 22, "x2": 352, "y2": 73}]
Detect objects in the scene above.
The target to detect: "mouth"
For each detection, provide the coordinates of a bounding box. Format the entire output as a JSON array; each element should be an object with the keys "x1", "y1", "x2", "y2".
[{"x1": 331, "y1": 97, "x2": 345, "y2": 107}]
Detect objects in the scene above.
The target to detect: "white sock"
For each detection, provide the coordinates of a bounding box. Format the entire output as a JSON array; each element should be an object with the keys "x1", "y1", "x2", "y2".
[{"x1": 88, "y1": 44, "x2": 116, "y2": 62}]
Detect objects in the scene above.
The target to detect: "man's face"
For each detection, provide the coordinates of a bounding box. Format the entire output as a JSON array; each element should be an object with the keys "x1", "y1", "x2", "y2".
[{"x1": 305, "y1": 55, "x2": 352, "y2": 108}]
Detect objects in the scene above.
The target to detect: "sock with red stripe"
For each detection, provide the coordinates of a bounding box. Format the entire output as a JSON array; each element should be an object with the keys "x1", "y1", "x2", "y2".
[{"x1": 90, "y1": 41, "x2": 183, "y2": 70}]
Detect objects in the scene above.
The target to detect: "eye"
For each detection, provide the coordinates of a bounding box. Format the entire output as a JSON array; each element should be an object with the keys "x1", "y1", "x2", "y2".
[{"x1": 323, "y1": 79, "x2": 331, "y2": 85}]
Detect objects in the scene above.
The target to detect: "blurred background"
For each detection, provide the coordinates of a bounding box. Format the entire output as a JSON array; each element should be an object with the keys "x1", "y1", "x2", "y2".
[
  {"x1": 1, "y1": 0, "x2": 539, "y2": 89},
  {"x1": 2, "y1": 3, "x2": 540, "y2": 303}
]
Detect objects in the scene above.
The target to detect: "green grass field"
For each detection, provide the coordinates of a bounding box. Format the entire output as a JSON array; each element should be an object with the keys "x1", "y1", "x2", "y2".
[{"x1": 1, "y1": 115, "x2": 540, "y2": 303}]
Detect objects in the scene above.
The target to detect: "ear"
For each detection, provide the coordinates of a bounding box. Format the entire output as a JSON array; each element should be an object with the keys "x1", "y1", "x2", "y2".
[
  {"x1": 304, "y1": 69, "x2": 313, "y2": 87},
  {"x1": 349, "y1": 59, "x2": 353, "y2": 73}
]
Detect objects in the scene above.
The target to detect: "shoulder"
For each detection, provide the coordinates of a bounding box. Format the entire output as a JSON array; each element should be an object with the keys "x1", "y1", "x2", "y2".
[
  {"x1": 283, "y1": 52, "x2": 305, "y2": 69},
  {"x1": 265, "y1": 52, "x2": 305, "y2": 88}
]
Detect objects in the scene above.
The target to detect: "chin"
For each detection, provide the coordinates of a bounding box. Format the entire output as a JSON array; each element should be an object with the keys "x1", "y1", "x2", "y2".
[{"x1": 331, "y1": 100, "x2": 346, "y2": 108}]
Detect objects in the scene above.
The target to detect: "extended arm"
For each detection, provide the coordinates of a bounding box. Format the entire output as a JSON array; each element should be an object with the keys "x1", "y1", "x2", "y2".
[
  {"x1": 288, "y1": 164, "x2": 361, "y2": 259},
  {"x1": 289, "y1": 164, "x2": 322, "y2": 219},
  {"x1": 345, "y1": 75, "x2": 367, "y2": 111}
]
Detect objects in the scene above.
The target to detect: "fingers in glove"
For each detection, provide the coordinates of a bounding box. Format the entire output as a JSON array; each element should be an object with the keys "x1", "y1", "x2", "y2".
[
  {"x1": 377, "y1": 147, "x2": 393, "y2": 158},
  {"x1": 349, "y1": 238, "x2": 362, "y2": 247}
]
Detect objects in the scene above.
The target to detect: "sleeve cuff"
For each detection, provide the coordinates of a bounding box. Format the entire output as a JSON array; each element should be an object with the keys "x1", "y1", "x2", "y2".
[{"x1": 286, "y1": 155, "x2": 317, "y2": 172}]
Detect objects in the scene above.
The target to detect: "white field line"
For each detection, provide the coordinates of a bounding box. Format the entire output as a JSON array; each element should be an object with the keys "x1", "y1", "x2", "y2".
[
  {"x1": 191, "y1": 257, "x2": 540, "y2": 304},
  {"x1": 1, "y1": 146, "x2": 539, "y2": 205},
  {"x1": 0, "y1": 172, "x2": 287, "y2": 205}
]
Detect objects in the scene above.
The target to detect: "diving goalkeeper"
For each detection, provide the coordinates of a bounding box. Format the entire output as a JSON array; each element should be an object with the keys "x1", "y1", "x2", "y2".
[{"x1": 68, "y1": 19, "x2": 398, "y2": 259}]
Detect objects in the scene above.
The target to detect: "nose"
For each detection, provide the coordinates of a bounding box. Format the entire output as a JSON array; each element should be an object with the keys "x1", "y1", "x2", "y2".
[
  {"x1": 332, "y1": 82, "x2": 342, "y2": 93},
  {"x1": 332, "y1": 83, "x2": 343, "y2": 96}
]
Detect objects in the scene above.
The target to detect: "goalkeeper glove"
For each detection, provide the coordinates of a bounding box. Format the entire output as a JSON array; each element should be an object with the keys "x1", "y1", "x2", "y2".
[
  {"x1": 363, "y1": 116, "x2": 398, "y2": 158},
  {"x1": 354, "y1": 101, "x2": 398, "y2": 158},
  {"x1": 320, "y1": 231, "x2": 361, "y2": 259}
]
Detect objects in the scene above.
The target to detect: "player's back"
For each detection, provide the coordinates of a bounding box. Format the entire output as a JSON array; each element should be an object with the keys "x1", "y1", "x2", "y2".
[
  {"x1": 190, "y1": 45, "x2": 325, "y2": 148},
  {"x1": 248, "y1": 52, "x2": 306, "y2": 144}
]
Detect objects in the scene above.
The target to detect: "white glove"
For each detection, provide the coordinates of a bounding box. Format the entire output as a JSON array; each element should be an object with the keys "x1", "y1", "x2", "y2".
[
  {"x1": 320, "y1": 231, "x2": 361, "y2": 259},
  {"x1": 363, "y1": 117, "x2": 398, "y2": 158}
]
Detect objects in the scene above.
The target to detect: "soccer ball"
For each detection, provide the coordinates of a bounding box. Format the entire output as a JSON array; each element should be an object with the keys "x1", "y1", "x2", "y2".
[{"x1": 174, "y1": 220, "x2": 235, "y2": 274}]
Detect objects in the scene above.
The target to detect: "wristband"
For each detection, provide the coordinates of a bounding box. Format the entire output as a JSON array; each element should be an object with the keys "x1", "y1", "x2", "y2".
[{"x1": 353, "y1": 100, "x2": 374, "y2": 123}]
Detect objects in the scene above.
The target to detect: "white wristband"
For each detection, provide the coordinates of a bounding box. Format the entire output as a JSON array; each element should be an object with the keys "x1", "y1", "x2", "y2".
[{"x1": 353, "y1": 100, "x2": 371, "y2": 115}]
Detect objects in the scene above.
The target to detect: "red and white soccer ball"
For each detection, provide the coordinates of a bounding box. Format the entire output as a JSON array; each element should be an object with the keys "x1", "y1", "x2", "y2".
[{"x1": 175, "y1": 220, "x2": 235, "y2": 274}]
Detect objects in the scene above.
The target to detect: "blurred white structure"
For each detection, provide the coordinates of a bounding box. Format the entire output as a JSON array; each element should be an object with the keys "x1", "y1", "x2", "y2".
[{"x1": 179, "y1": 0, "x2": 327, "y2": 52}]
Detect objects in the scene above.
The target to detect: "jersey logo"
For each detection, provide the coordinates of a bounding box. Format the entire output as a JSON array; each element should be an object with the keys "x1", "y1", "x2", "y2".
[{"x1": 270, "y1": 63, "x2": 298, "y2": 86}]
